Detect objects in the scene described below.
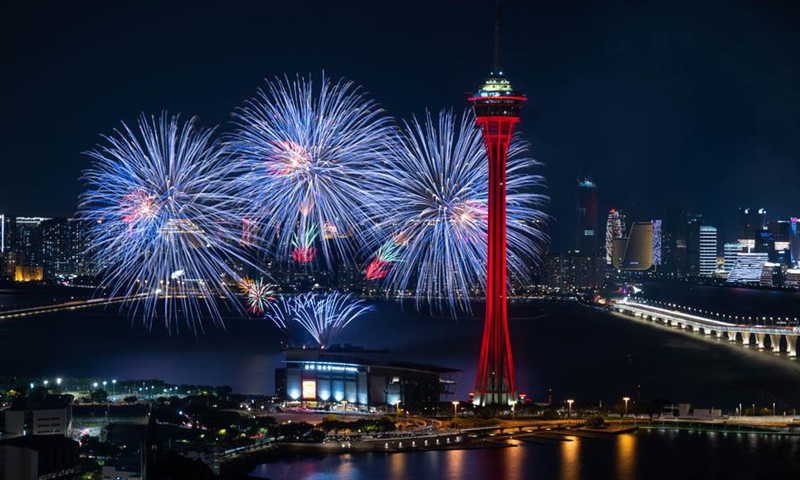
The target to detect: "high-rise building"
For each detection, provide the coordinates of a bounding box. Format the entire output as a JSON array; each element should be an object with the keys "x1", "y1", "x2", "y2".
[
  {"x1": 791, "y1": 218, "x2": 800, "y2": 265},
  {"x1": 738, "y1": 207, "x2": 767, "y2": 242},
  {"x1": 768, "y1": 220, "x2": 792, "y2": 266},
  {"x1": 686, "y1": 215, "x2": 703, "y2": 276},
  {"x1": 699, "y1": 225, "x2": 717, "y2": 277},
  {"x1": 11, "y1": 217, "x2": 50, "y2": 268},
  {"x1": 651, "y1": 219, "x2": 662, "y2": 266},
  {"x1": 545, "y1": 252, "x2": 604, "y2": 289},
  {"x1": 605, "y1": 209, "x2": 625, "y2": 265},
  {"x1": 662, "y1": 207, "x2": 688, "y2": 275},
  {"x1": 575, "y1": 179, "x2": 598, "y2": 256},
  {"x1": 611, "y1": 222, "x2": 655, "y2": 271}
]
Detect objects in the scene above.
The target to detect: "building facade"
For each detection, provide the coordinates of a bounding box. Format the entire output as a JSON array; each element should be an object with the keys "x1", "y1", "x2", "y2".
[
  {"x1": 275, "y1": 347, "x2": 459, "y2": 409},
  {"x1": 699, "y1": 226, "x2": 717, "y2": 277},
  {"x1": 576, "y1": 180, "x2": 598, "y2": 256}
]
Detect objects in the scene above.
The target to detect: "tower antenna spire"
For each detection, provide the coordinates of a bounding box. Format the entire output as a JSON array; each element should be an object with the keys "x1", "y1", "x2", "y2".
[{"x1": 492, "y1": 0, "x2": 502, "y2": 73}]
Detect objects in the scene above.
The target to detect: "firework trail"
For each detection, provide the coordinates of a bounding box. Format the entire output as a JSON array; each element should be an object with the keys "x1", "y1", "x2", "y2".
[
  {"x1": 371, "y1": 110, "x2": 548, "y2": 313},
  {"x1": 80, "y1": 113, "x2": 256, "y2": 332},
  {"x1": 264, "y1": 292, "x2": 373, "y2": 347},
  {"x1": 229, "y1": 74, "x2": 392, "y2": 268},
  {"x1": 238, "y1": 277, "x2": 276, "y2": 315}
]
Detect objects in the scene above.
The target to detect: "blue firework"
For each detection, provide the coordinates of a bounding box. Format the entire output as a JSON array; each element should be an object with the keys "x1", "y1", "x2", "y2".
[
  {"x1": 228, "y1": 74, "x2": 392, "y2": 268},
  {"x1": 264, "y1": 291, "x2": 373, "y2": 347},
  {"x1": 371, "y1": 110, "x2": 548, "y2": 313},
  {"x1": 79, "y1": 113, "x2": 255, "y2": 332}
]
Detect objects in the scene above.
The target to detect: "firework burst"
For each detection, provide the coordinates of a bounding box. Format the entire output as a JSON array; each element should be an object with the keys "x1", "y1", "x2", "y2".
[
  {"x1": 80, "y1": 113, "x2": 255, "y2": 332},
  {"x1": 229, "y1": 74, "x2": 392, "y2": 267},
  {"x1": 239, "y1": 277, "x2": 276, "y2": 315},
  {"x1": 264, "y1": 292, "x2": 373, "y2": 347},
  {"x1": 290, "y1": 223, "x2": 319, "y2": 263},
  {"x1": 365, "y1": 239, "x2": 402, "y2": 280},
  {"x1": 372, "y1": 110, "x2": 548, "y2": 313}
]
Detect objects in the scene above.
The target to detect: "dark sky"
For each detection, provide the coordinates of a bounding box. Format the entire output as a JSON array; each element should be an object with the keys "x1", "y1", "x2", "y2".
[{"x1": 2, "y1": 0, "x2": 799, "y2": 249}]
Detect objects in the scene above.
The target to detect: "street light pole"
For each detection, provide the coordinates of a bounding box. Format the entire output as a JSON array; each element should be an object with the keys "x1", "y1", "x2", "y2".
[
  {"x1": 567, "y1": 399, "x2": 574, "y2": 419},
  {"x1": 452, "y1": 401, "x2": 459, "y2": 420},
  {"x1": 623, "y1": 397, "x2": 631, "y2": 418}
]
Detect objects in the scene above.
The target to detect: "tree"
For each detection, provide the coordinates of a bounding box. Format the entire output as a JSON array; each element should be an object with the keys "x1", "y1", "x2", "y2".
[
  {"x1": 89, "y1": 389, "x2": 108, "y2": 403},
  {"x1": 585, "y1": 415, "x2": 605, "y2": 429}
]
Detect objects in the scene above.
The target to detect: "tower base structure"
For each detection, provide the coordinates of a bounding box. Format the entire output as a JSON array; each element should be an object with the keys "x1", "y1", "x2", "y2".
[{"x1": 469, "y1": 90, "x2": 525, "y2": 407}]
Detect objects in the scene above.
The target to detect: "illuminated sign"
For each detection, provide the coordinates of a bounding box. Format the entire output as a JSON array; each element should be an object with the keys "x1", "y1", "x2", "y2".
[
  {"x1": 302, "y1": 380, "x2": 316, "y2": 400},
  {"x1": 303, "y1": 363, "x2": 358, "y2": 373},
  {"x1": 775, "y1": 242, "x2": 790, "y2": 251}
]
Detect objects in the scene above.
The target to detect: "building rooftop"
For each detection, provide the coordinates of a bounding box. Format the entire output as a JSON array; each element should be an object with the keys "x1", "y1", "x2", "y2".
[{"x1": 9, "y1": 394, "x2": 73, "y2": 411}]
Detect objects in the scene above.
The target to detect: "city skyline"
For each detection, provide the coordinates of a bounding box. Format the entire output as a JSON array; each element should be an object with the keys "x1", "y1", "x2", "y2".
[{"x1": 2, "y1": 0, "x2": 800, "y2": 248}]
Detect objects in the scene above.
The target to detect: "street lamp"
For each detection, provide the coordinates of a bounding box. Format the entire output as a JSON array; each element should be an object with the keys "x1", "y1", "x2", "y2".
[
  {"x1": 510, "y1": 400, "x2": 517, "y2": 419},
  {"x1": 773, "y1": 402, "x2": 776, "y2": 416},
  {"x1": 395, "y1": 399, "x2": 402, "y2": 415},
  {"x1": 567, "y1": 399, "x2": 574, "y2": 418},
  {"x1": 56, "y1": 378, "x2": 62, "y2": 386},
  {"x1": 623, "y1": 397, "x2": 631, "y2": 418},
  {"x1": 452, "y1": 401, "x2": 459, "y2": 419}
]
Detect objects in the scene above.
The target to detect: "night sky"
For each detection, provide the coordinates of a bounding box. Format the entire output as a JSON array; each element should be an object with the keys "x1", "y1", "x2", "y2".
[{"x1": 2, "y1": 0, "x2": 799, "y2": 250}]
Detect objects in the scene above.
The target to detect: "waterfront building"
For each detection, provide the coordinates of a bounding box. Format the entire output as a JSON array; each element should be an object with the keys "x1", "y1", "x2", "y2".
[
  {"x1": 699, "y1": 226, "x2": 717, "y2": 277},
  {"x1": 13, "y1": 266, "x2": 43, "y2": 282},
  {"x1": 612, "y1": 222, "x2": 655, "y2": 271},
  {"x1": 275, "y1": 347, "x2": 459, "y2": 409},
  {"x1": 686, "y1": 215, "x2": 703, "y2": 276},
  {"x1": 723, "y1": 243, "x2": 743, "y2": 272},
  {"x1": 760, "y1": 262, "x2": 783, "y2": 287},
  {"x1": 727, "y1": 252, "x2": 769, "y2": 284},
  {"x1": 605, "y1": 209, "x2": 626, "y2": 265},
  {"x1": 575, "y1": 179, "x2": 598, "y2": 256},
  {"x1": 662, "y1": 207, "x2": 688, "y2": 276},
  {"x1": 544, "y1": 252, "x2": 604, "y2": 289},
  {"x1": 784, "y1": 268, "x2": 800, "y2": 287}
]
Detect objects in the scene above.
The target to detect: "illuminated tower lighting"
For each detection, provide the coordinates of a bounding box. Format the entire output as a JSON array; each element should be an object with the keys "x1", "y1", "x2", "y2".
[{"x1": 469, "y1": 0, "x2": 526, "y2": 406}]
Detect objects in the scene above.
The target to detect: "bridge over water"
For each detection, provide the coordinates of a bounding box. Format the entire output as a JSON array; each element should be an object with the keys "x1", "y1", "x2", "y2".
[{"x1": 614, "y1": 299, "x2": 800, "y2": 357}]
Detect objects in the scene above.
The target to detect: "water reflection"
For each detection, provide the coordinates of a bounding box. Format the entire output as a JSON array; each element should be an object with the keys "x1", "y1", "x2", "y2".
[
  {"x1": 616, "y1": 434, "x2": 637, "y2": 480},
  {"x1": 560, "y1": 437, "x2": 580, "y2": 480},
  {"x1": 444, "y1": 447, "x2": 464, "y2": 479},
  {"x1": 389, "y1": 451, "x2": 406, "y2": 478},
  {"x1": 249, "y1": 430, "x2": 800, "y2": 479},
  {"x1": 503, "y1": 439, "x2": 524, "y2": 480}
]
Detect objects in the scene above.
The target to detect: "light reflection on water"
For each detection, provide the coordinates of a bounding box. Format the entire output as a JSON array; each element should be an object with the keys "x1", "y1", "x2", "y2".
[
  {"x1": 249, "y1": 431, "x2": 800, "y2": 480},
  {"x1": 616, "y1": 433, "x2": 636, "y2": 480},
  {"x1": 560, "y1": 437, "x2": 580, "y2": 480}
]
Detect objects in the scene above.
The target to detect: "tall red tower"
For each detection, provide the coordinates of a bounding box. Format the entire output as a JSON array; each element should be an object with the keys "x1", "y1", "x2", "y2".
[{"x1": 469, "y1": 0, "x2": 526, "y2": 406}]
